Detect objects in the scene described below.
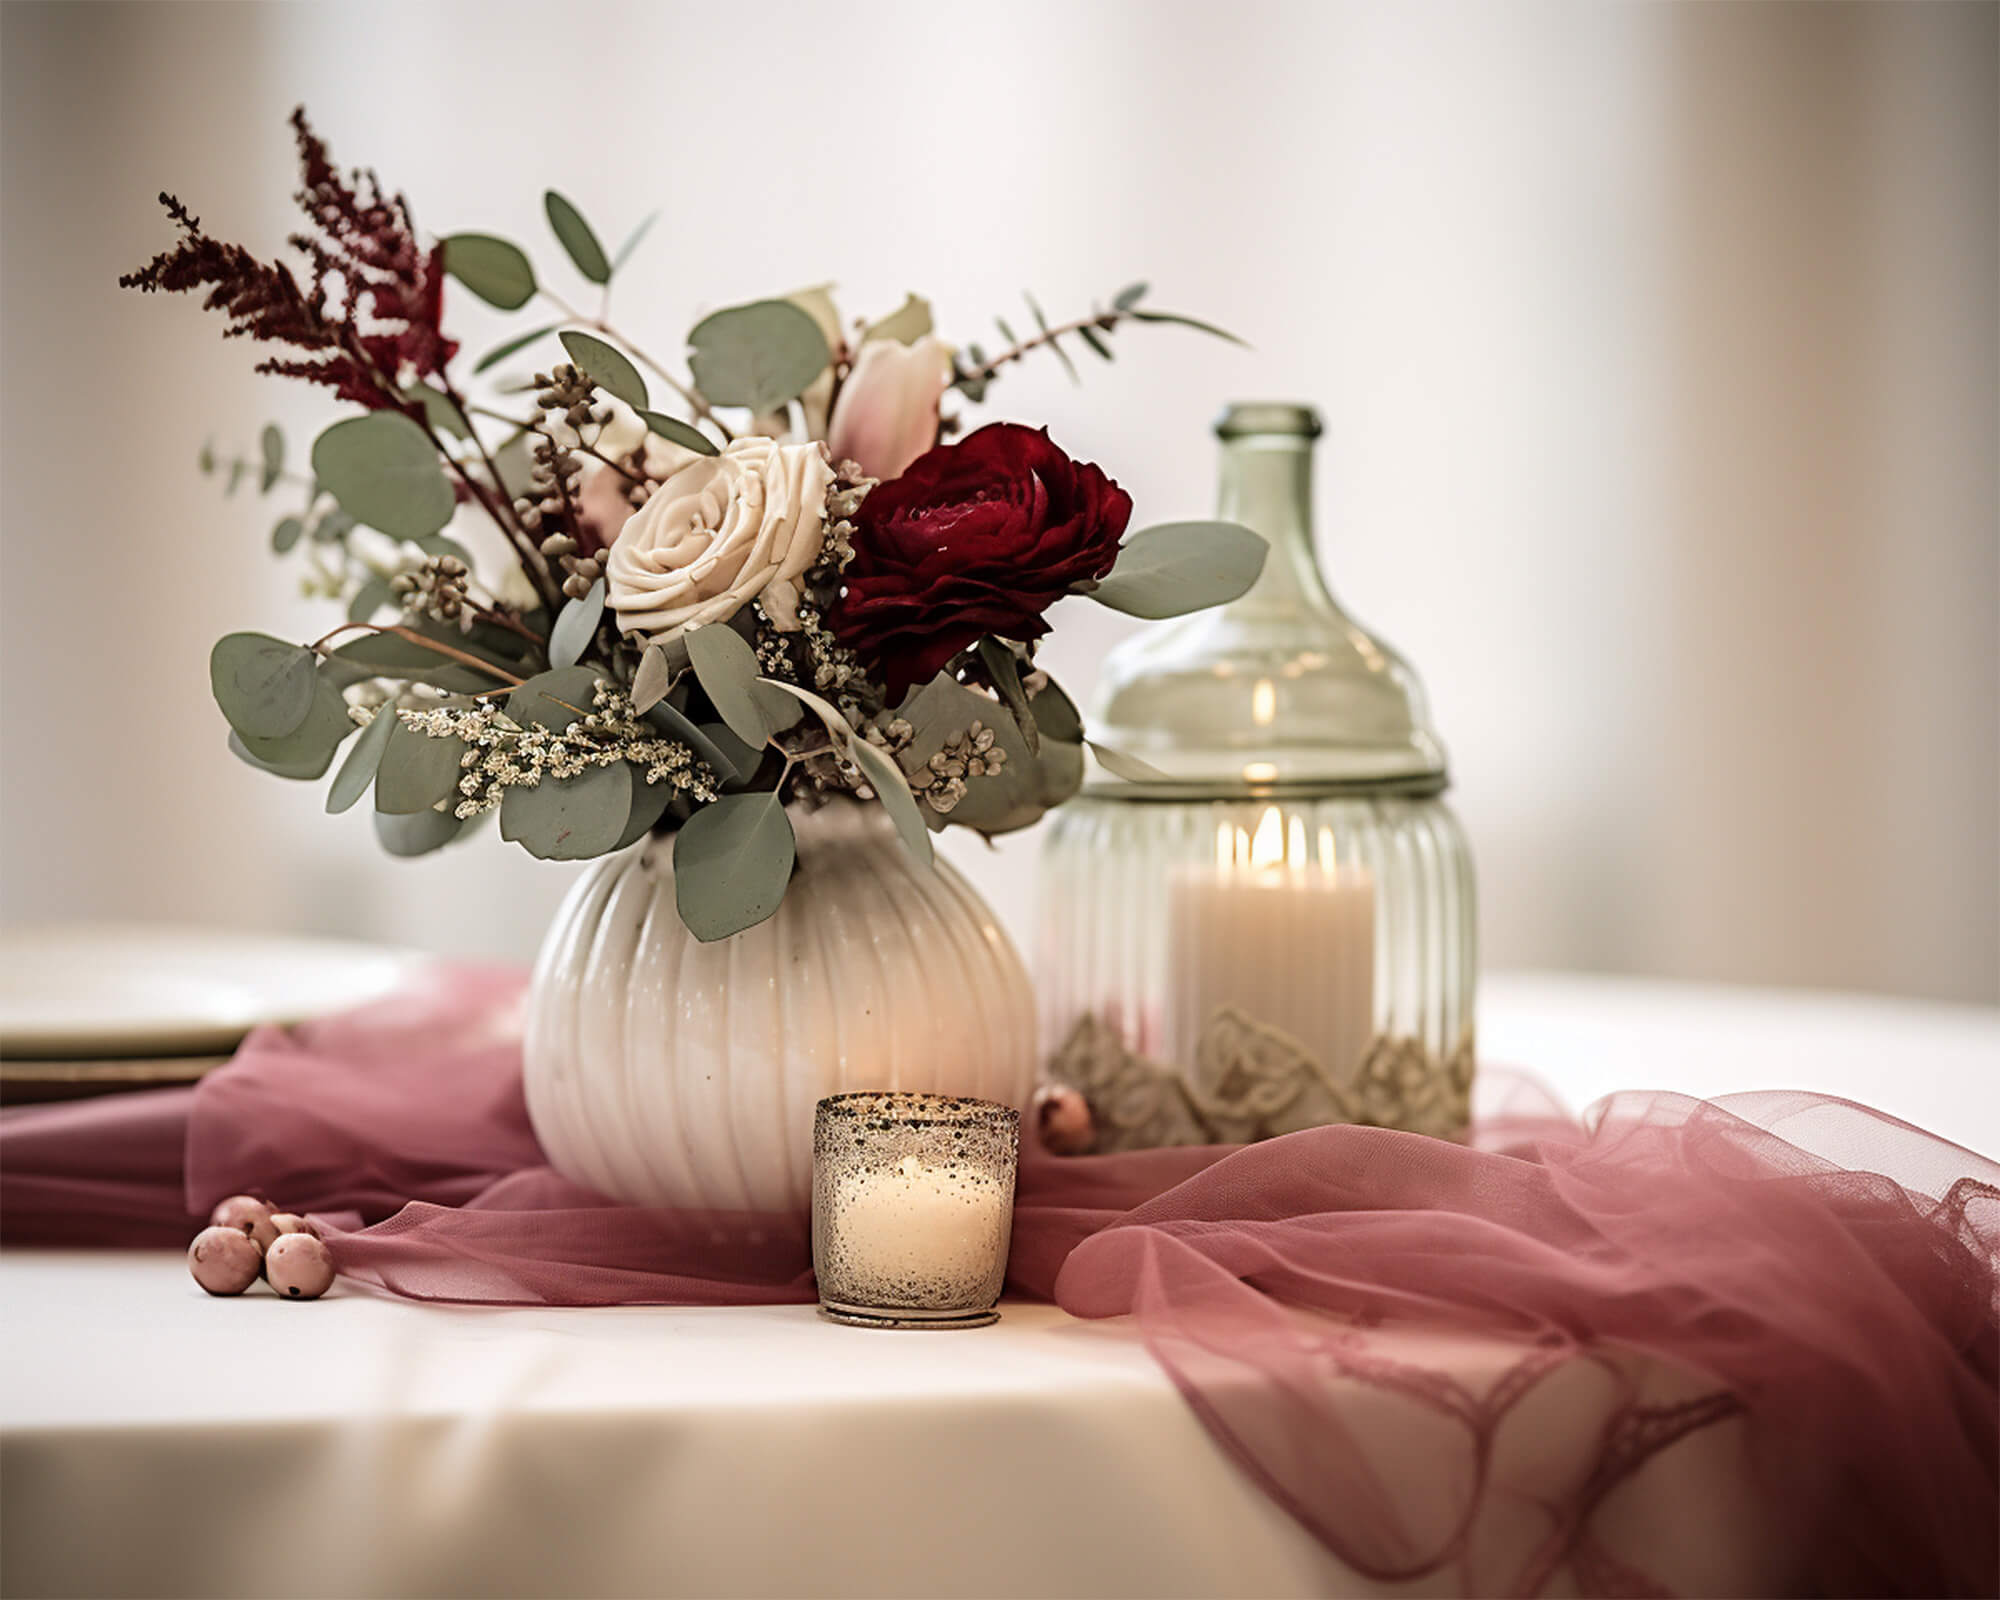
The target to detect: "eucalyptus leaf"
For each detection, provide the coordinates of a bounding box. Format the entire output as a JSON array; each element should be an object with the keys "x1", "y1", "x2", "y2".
[
  {"x1": 631, "y1": 643, "x2": 672, "y2": 713},
  {"x1": 1036, "y1": 738, "x2": 1087, "y2": 809},
  {"x1": 899, "y1": 675, "x2": 1045, "y2": 835},
  {"x1": 501, "y1": 761, "x2": 631, "y2": 861},
  {"x1": 412, "y1": 535, "x2": 476, "y2": 565},
  {"x1": 313, "y1": 506, "x2": 355, "y2": 544},
  {"x1": 696, "y1": 720, "x2": 763, "y2": 786},
  {"x1": 613, "y1": 764, "x2": 674, "y2": 850},
  {"x1": 672, "y1": 791, "x2": 795, "y2": 942},
  {"x1": 210, "y1": 632, "x2": 317, "y2": 740},
  {"x1": 1126, "y1": 308, "x2": 1248, "y2": 346},
  {"x1": 1029, "y1": 676, "x2": 1085, "y2": 744},
  {"x1": 373, "y1": 805, "x2": 463, "y2": 858},
  {"x1": 849, "y1": 739, "x2": 933, "y2": 868},
  {"x1": 611, "y1": 210, "x2": 659, "y2": 272},
  {"x1": 259, "y1": 424, "x2": 284, "y2": 492},
  {"x1": 754, "y1": 678, "x2": 850, "y2": 744},
  {"x1": 271, "y1": 516, "x2": 305, "y2": 554},
  {"x1": 473, "y1": 322, "x2": 559, "y2": 376},
  {"x1": 507, "y1": 666, "x2": 604, "y2": 732},
  {"x1": 548, "y1": 578, "x2": 605, "y2": 669},
  {"x1": 1087, "y1": 740, "x2": 1168, "y2": 782},
  {"x1": 1077, "y1": 325, "x2": 1113, "y2": 362},
  {"x1": 544, "y1": 191, "x2": 610, "y2": 285},
  {"x1": 975, "y1": 638, "x2": 1038, "y2": 755},
  {"x1": 442, "y1": 233, "x2": 536, "y2": 310},
  {"x1": 227, "y1": 680, "x2": 355, "y2": 780},
  {"x1": 325, "y1": 706, "x2": 396, "y2": 814},
  {"x1": 226, "y1": 460, "x2": 246, "y2": 497},
  {"x1": 1112, "y1": 282, "x2": 1150, "y2": 311},
  {"x1": 404, "y1": 383, "x2": 471, "y2": 441},
  {"x1": 346, "y1": 575, "x2": 393, "y2": 625},
  {"x1": 638, "y1": 410, "x2": 718, "y2": 457},
  {"x1": 863, "y1": 294, "x2": 933, "y2": 345},
  {"x1": 687, "y1": 623, "x2": 778, "y2": 746},
  {"x1": 686, "y1": 300, "x2": 830, "y2": 413},
  {"x1": 559, "y1": 330, "x2": 648, "y2": 411},
  {"x1": 310, "y1": 412, "x2": 455, "y2": 539},
  {"x1": 375, "y1": 720, "x2": 467, "y2": 815},
  {"x1": 1087, "y1": 520, "x2": 1268, "y2": 619},
  {"x1": 199, "y1": 440, "x2": 217, "y2": 475}
]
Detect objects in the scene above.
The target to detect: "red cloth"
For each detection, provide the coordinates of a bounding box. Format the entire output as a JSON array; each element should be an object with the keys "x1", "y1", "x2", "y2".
[{"x1": 4, "y1": 967, "x2": 1994, "y2": 1595}]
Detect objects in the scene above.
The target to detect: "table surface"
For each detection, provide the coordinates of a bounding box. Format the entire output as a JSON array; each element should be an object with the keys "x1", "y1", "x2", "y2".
[{"x1": 4, "y1": 970, "x2": 1994, "y2": 1598}]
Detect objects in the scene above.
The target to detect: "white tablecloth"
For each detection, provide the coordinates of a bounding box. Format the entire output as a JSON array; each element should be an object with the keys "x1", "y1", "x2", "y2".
[{"x1": 4, "y1": 973, "x2": 1993, "y2": 1598}]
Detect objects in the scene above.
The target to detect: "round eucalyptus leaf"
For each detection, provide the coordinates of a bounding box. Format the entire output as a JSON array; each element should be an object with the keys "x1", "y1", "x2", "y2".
[
  {"x1": 442, "y1": 233, "x2": 536, "y2": 311},
  {"x1": 558, "y1": 331, "x2": 648, "y2": 411},
  {"x1": 686, "y1": 300, "x2": 830, "y2": 413},
  {"x1": 849, "y1": 739, "x2": 933, "y2": 868},
  {"x1": 544, "y1": 191, "x2": 611, "y2": 285},
  {"x1": 347, "y1": 574, "x2": 394, "y2": 625},
  {"x1": 672, "y1": 791, "x2": 796, "y2": 942},
  {"x1": 506, "y1": 666, "x2": 605, "y2": 732},
  {"x1": 325, "y1": 707, "x2": 397, "y2": 814},
  {"x1": 210, "y1": 632, "x2": 317, "y2": 740},
  {"x1": 373, "y1": 805, "x2": 463, "y2": 858},
  {"x1": 637, "y1": 410, "x2": 718, "y2": 457},
  {"x1": 548, "y1": 578, "x2": 605, "y2": 670},
  {"x1": 374, "y1": 720, "x2": 468, "y2": 815},
  {"x1": 1029, "y1": 675, "x2": 1085, "y2": 744},
  {"x1": 500, "y1": 761, "x2": 631, "y2": 861},
  {"x1": 227, "y1": 680, "x2": 356, "y2": 780},
  {"x1": 696, "y1": 720, "x2": 763, "y2": 787},
  {"x1": 1087, "y1": 520, "x2": 1269, "y2": 619},
  {"x1": 1035, "y1": 739, "x2": 1086, "y2": 809},
  {"x1": 271, "y1": 516, "x2": 305, "y2": 554},
  {"x1": 686, "y1": 623, "x2": 778, "y2": 746},
  {"x1": 310, "y1": 412, "x2": 455, "y2": 540}
]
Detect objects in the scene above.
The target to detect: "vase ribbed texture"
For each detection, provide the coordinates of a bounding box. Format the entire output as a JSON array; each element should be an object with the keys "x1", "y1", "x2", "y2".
[{"x1": 524, "y1": 801, "x2": 1037, "y2": 1213}]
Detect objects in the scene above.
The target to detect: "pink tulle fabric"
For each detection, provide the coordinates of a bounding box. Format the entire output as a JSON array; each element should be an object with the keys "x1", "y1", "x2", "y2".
[{"x1": 4, "y1": 966, "x2": 1994, "y2": 1596}]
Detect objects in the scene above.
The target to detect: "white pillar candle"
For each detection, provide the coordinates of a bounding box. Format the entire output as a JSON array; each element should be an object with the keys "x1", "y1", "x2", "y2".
[
  {"x1": 1165, "y1": 807, "x2": 1376, "y2": 1090},
  {"x1": 830, "y1": 1154, "x2": 1012, "y2": 1294}
]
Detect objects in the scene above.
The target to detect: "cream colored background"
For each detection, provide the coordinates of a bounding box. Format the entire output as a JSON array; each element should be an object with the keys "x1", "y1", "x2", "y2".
[{"x1": 3, "y1": 0, "x2": 1995, "y2": 1003}]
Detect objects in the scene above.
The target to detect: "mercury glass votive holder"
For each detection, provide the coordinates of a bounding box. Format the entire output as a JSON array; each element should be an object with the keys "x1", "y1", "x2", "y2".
[{"x1": 812, "y1": 1093, "x2": 1020, "y2": 1330}]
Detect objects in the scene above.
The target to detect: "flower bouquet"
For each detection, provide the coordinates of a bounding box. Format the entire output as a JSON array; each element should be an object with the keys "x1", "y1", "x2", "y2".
[{"x1": 126, "y1": 111, "x2": 1264, "y2": 941}]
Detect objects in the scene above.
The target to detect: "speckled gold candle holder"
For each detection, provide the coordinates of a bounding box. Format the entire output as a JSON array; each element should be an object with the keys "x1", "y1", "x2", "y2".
[{"x1": 811, "y1": 1093, "x2": 1020, "y2": 1329}]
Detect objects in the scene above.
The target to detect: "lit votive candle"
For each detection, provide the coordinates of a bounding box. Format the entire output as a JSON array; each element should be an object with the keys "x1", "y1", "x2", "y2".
[
  {"x1": 812, "y1": 1093, "x2": 1019, "y2": 1330},
  {"x1": 1165, "y1": 806, "x2": 1377, "y2": 1089}
]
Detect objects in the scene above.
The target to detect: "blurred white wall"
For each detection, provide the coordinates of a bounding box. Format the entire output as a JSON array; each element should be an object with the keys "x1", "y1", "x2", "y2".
[{"x1": 2, "y1": 0, "x2": 1994, "y2": 1002}]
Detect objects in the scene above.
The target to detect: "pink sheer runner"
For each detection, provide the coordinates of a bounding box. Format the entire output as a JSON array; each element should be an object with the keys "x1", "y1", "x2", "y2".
[{"x1": 5, "y1": 964, "x2": 1995, "y2": 1595}]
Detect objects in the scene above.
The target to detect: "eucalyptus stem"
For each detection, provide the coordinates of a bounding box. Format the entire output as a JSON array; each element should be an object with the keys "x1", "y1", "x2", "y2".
[
  {"x1": 465, "y1": 403, "x2": 647, "y2": 488},
  {"x1": 308, "y1": 621, "x2": 527, "y2": 685},
  {"x1": 537, "y1": 289, "x2": 734, "y2": 442},
  {"x1": 964, "y1": 308, "x2": 1126, "y2": 384}
]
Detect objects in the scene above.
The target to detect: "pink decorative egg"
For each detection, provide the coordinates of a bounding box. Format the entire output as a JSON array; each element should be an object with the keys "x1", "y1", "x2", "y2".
[
  {"x1": 264, "y1": 1233, "x2": 335, "y2": 1300},
  {"x1": 188, "y1": 1225, "x2": 263, "y2": 1296},
  {"x1": 268, "y1": 1213, "x2": 315, "y2": 1238}
]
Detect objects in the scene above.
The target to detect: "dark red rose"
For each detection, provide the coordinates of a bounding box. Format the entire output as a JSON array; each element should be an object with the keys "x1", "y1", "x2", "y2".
[{"x1": 830, "y1": 423, "x2": 1133, "y2": 702}]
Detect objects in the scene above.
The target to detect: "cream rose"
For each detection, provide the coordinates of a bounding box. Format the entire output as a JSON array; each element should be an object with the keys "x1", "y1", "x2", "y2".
[{"x1": 606, "y1": 435, "x2": 834, "y2": 642}]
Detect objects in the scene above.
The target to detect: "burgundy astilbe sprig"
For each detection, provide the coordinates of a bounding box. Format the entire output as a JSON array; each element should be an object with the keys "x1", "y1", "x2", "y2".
[{"x1": 118, "y1": 108, "x2": 456, "y2": 415}]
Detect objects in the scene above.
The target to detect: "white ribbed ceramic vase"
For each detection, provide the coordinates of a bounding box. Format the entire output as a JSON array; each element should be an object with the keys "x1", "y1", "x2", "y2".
[{"x1": 522, "y1": 801, "x2": 1037, "y2": 1214}]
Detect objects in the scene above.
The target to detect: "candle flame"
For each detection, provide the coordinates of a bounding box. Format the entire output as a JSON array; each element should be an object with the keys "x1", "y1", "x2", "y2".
[
  {"x1": 1319, "y1": 825, "x2": 1337, "y2": 874},
  {"x1": 1250, "y1": 806, "x2": 1285, "y2": 869},
  {"x1": 1251, "y1": 678, "x2": 1277, "y2": 726}
]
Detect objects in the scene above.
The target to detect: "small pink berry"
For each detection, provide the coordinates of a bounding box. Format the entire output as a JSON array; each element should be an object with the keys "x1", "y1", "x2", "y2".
[
  {"x1": 268, "y1": 1213, "x2": 315, "y2": 1238},
  {"x1": 209, "y1": 1194, "x2": 277, "y2": 1250},
  {"x1": 1036, "y1": 1085, "x2": 1096, "y2": 1156},
  {"x1": 264, "y1": 1233, "x2": 335, "y2": 1301},
  {"x1": 188, "y1": 1225, "x2": 263, "y2": 1296}
]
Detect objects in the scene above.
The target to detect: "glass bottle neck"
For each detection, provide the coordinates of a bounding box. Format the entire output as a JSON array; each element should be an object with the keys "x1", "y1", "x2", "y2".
[{"x1": 1214, "y1": 434, "x2": 1336, "y2": 616}]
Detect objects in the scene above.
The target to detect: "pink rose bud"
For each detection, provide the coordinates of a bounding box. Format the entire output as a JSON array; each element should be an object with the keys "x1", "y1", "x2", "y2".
[
  {"x1": 264, "y1": 1233, "x2": 336, "y2": 1301},
  {"x1": 210, "y1": 1194, "x2": 277, "y2": 1250},
  {"x1": 826, "y1": 334, "x2": 953, "y2": 483},
  {"x1": 188, "y1": 1226, "x2": 264, "y2": 1296},
  {"x1": 1036, "y1": 1085, "x2": 1096, "y2": 1156},
  {"x1": 268, "y1": 1213, "x2": 315, "y2": 1238}
]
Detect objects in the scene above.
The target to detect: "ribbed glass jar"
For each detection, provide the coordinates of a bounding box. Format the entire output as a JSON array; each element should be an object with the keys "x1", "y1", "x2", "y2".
[{"x1": 1037, "y1": 404, "x2": 1476, "y2": 1149}]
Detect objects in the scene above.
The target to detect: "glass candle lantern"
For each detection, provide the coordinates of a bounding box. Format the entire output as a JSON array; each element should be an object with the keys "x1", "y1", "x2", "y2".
[{"x1": 1037, "y1": 403, "x2": 1476, "y2": 1151}]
